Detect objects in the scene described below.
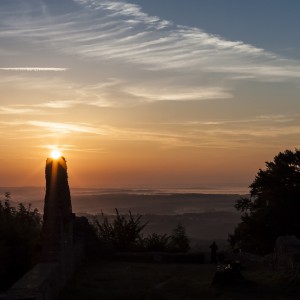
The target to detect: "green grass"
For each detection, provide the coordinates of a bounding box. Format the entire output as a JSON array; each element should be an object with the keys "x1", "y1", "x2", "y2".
[{"x1": 59, "y1": 260, "x2": 300, "y2": 300}]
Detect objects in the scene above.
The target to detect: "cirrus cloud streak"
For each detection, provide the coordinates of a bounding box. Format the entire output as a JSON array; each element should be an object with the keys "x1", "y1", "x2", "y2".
[{"x1": 0, "y1": 67, "x2": 68, "y2": 72}]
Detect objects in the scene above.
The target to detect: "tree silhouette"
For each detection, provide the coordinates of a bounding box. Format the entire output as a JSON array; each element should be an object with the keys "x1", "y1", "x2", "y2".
[
  {"x1": 143, "y1": 233, "x2": 170, "y2": 252},
  {"x1": 169, "y1": 224, "x2": 190, "y2": 253},
  {"x1": 94, "y1": 209, "x2": 147, "y2": 252},
  {"x1": 94, "y1": 211, "x2": 190, "y2": 253},
  {"x1": 0, "y1": 193, "x2": 42, "y2": 291},
  {"x1": 229, "y1": 149, "x2": 300, "y2": 254}
]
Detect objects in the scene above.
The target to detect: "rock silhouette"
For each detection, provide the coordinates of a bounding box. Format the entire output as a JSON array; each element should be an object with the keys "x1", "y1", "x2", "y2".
[{"x1": 42, "y1": 157, "x2": 74, "y2": 280}]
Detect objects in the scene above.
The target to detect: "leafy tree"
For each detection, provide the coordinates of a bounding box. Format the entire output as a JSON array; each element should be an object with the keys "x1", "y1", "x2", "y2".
[
  {"x1": 143, "y1": 233, "x2": 170, "y2": 252},
  {"x1": 169, "y1": 224, "x2": 190, "y2": 253},
  {"x1": 229, "y1": 149, "x2": 300, "y2": 254},
  {"x1": 94, "y1": 211, "x2": 190, "y2": 253},
  {"x1": 94, "y1": 209, "x2": 147, "y2": 252}
]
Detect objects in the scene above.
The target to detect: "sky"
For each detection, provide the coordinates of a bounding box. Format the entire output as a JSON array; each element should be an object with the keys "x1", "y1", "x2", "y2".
[{"x1": 1, "y1": 0, "x2": 300, "y2": 190}]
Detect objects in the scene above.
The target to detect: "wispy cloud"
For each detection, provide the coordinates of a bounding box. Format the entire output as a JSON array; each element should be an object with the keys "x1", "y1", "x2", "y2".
[
  {"x1": 0, "y1": 107, "x2": 39, "y2": 114},
  {"x1": 0, "y1": 73, "x2": 128, "y2": 109},
  {"x1": 95, "y1": 122, "x2": 300, "y2": 149},
  {"x1": 125, "y1": 86, "x2": 232, "y2": 101},
  {"x1": 1, "y1": 0, "x2": 300, "y2": 87},
  {"x1": 34, "y1": 100, "x2": 82, "y2": 108},
  {"x1": 167, "y1": 113, "x2": 298, "y2": 126},
  {"x1": 76, "y1": 0, "x2": 172, "y2": 29},
  {"x1": 38, "y1": 144, "x2": 105, "y2": 153},
  {"x1": 1, "y1": 114, "x2": 300, "y2": 150},
  {"x1": 28, "y1": 121, "x2": 106, "y2": 135},
  {"x1": 0, "y1": 67, "x2": 68, "y2": 72}
]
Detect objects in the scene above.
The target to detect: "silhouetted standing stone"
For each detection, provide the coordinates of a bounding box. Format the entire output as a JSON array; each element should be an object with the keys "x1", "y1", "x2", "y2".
[
  {"x1": 42, "y1": 157, "x2": 74, "y2": 282},
  {"x1": 0, "y1": 157, "x2": 78, "y2": 299}
]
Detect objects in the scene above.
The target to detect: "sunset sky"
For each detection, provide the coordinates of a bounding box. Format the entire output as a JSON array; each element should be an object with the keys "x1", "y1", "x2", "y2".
[{"x1": 1, "y1": 0, "x2": 300, "y2": 190}]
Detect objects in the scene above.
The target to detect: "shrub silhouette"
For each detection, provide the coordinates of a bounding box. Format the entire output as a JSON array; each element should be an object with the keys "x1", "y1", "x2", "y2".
[
  {"x1": 0, "y1": 193, "x2": 42, "y2": 291},
  {"x1": 94, "y1": 210, "x2": 190, "y2": 253},
  {"x1": 169, "y1": 224, "x2": 190, "y2": 253},
  {"x1": 94, "y1": 209, "x2": 147, "y2": 252},
  {"x1": 229, "y1": 149, "x2": 300, "y2": 254},
  {"x1": 143, "y1": 233, "x2": 170, "y2": 252}
]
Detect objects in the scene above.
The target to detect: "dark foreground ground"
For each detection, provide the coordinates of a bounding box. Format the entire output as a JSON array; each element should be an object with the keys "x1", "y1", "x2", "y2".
[{"x1": 59, "y1": 259, "x2": 300, "y2": 300}]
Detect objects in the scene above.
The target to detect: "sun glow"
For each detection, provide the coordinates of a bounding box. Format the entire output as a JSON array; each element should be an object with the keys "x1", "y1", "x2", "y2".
[{"x1": 51, "y1": 149, "x2": 62, "y2": 159}]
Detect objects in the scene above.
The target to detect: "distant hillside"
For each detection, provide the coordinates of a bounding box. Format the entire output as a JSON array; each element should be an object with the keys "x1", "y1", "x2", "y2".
[
  {"x1": 0, "y1": 187, "x2": 244, "y2": 214},
  {"x1": 0, "y1": 187, "x2": 242, "y2": 243}
]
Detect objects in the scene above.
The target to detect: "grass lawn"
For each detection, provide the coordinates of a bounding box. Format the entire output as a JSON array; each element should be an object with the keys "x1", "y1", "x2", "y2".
[{"x1": 59, "y1": 259, "x2": 300, "y2": 300}]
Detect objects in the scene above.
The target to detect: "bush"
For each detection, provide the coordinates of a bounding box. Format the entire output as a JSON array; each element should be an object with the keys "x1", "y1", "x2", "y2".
[
  {"x1": 143, "y1": 233, "x2": 170, "y2": 252},
  {"x1": 94, "y1": 211, "x2": 190, "y2": 253},
  {"x1": 94, "y1": 209, "x2": 147, "y2": 252},
  {"x1": 0, "y1": 193, "x2": 42, "y2": 291},
  {"x1": 169, "y1": 224, "x2": 190, "y2": 253}
]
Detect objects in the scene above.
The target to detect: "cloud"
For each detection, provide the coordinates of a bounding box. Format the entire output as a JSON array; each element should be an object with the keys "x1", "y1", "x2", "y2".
[
  {"x1": 75, "y1": 0, "x2": 171, "y2": 29},
  {"x1": 0, "y1": 0, "x2": 300, "y2": 128},
  {"x1": 38, "y1": 144, "x2": 105, "y2": 153},
  {"x1": 0, "y1": 73, "x2": 128, "y2": 109},
  {"x1": 177, "y1": 113, "x2": 297, "y2": 126},
  {"x1": 125, "y1": 86, "x2": 232, "y2": 101},
  {"x1": 0, "y1": 67, "x2": 68, "y2": 72},
  {"x1": 0, "y1": 107, "x2": 39, "y2": 114},
  {"x1": 1, "y1": 0, "x2": 300, "y2": 85},
  {"x1": 62, "y1": 1, "x2": 300, "y2": 80},
  {"x1": 28, "y1": 121, "x2": 106, "y2": 135},
  {"x1": 1, "y1": 111, "x2": 300, "y2": 150},
  {"x1": 34, "y1": 100, "x2": 82, "y2": 108},
  {"x1": 256, "y1": 114, "x2": 296, "y2": 123},
  {"x1": 0, "y1": 73, "x2": 72, "y2": 92},
  {"x1": 97, "y1": 122, "x2": 300, "y2": 149}
]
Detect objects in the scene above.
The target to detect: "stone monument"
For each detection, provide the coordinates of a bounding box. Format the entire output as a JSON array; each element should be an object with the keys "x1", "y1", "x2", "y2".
[
  {"x1": 0, "y1": 156, "x2": 78, "y2": 299},
  {"x1": 42, "y1": 156, "x2": 74, "y2": 281}
]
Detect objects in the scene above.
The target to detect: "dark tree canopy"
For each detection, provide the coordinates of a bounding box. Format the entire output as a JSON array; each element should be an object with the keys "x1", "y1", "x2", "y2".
[{"x1": 229, "y1": 149, "x2": 300, "y2": 255}]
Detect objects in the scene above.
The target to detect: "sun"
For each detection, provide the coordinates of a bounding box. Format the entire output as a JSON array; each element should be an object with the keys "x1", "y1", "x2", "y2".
[{"x1": 50, "y1": 149, "x2": 62, "y2": 159}]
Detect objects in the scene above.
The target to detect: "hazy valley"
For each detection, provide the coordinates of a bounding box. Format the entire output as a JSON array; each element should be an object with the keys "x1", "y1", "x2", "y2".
[{"x1": 0, "y1": 187, "x2": 243, "y2": 247}]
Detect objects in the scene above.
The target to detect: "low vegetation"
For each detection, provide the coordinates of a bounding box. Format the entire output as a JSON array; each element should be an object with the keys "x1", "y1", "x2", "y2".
[
  {"x1": 94, "y1": 209, "x2": 190, "y2": 253},
  {"x1": 0, "y1": 193, "x2": 42, "y2": 291}
]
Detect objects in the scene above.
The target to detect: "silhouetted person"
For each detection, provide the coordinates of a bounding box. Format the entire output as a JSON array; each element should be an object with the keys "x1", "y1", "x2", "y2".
[{"x1": 210, "y1": 241, "x2": 218, "y2": 263}]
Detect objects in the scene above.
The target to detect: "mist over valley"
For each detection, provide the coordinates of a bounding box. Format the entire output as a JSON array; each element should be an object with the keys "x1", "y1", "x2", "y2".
[{"x1": 0, "y1": 187, "x2": 244, "y2": 246}]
